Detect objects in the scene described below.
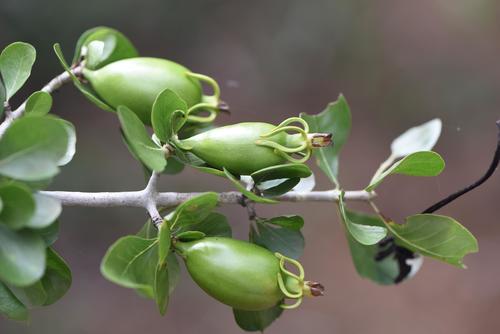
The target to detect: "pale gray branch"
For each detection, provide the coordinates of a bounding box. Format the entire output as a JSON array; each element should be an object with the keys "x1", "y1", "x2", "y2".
[{"x1": 40, "y1": 189, "x2": 374, "y2": 208}]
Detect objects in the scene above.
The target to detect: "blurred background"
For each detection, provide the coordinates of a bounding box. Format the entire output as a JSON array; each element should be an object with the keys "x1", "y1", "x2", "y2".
[{"x1": 1, "y1": 0, "x2": 499, "y2": 333}]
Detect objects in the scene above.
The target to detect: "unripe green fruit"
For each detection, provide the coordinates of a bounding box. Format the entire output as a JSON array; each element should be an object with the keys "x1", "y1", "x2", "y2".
[
  {"x1": 178, "y1": 122, "x2": 305, "y2": 175},
  {"x1": 83, "y1": 57, "x2": 203, "y2": 125},
  {"x1": 175, "y1": 237, "x2": 317, "y2": 311}
]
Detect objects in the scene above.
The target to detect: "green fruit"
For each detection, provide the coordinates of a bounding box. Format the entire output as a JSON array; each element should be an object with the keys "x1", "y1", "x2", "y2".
[
  {"x1": 174, "y1": 237, "x2": 323, "y2": 311},
  {"x1": 74, "y1": 26, "x2": 138, "y2": 70},
  {"x1": 83, "y1": 57, "x2": 218, "y2": 125},
  {"x1": 180, "y1": 123, "x2": 288, "y2": 175},
  {"x1": 177, "y1": 118, "x2": 331, "y2": 175}
]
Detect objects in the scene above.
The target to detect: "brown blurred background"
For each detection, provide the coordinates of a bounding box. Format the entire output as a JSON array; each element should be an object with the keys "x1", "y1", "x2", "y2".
[{"x1": 1, "y1": 0, "x2": 499, "y2": 333}]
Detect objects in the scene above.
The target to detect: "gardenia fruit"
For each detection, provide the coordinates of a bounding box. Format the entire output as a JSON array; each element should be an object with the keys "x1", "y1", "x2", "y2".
[
  {"x1": 82, "y1": 57, "x2": 221, "y2": 125},
  {"x1": 174, "y1": 237, "x2": 323, "y2": 311},
  {"x1": 177, "y1": 117, "x2": 332, "y2": 175}
]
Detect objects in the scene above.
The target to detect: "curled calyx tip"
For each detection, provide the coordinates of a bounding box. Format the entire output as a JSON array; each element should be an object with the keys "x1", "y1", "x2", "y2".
[
  {"x1": 308, "y1": 133, "x2": 333, "y2": 148},
  {"x1": 274, "y1": 252, "x2": 324, "y2": 309},
  {"x1": 304, "y1": 281, "x2": 325, "y2": 297}
]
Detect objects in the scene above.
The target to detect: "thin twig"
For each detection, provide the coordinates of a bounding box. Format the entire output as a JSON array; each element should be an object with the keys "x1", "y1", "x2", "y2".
[
  {"x1": 422, "y1": 120, "x2": 500, "y2": 214},
  {"x1": 0, "y1": 66, "x2": 81, "y2": 139}
]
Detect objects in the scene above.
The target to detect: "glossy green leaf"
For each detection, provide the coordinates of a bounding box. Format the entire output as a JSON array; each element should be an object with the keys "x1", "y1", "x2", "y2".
[
  {"x1": 223, "y1": 168, "x2": 277, "y2": 204},
  {"x1": 22, "y1": 247, "x2": 71, "y2": 306},
  {"x1": 100, "y1": 236, "x2": 158, "y2": 296},
  {"x1": 0, "y1": 77, "x2": 5, "y2": 105},
  {"x1": 387, "y1": 214, "x2": 478, "y2": 267},
  {"x1": 264, "y1": 215, "x2": 304, "y2": 230},
  {"x1": 366, "y1": 151, "x2": 445, "y2": 191},
  {"x1": 151, "y1": 89, "x2": 188, "y2": 142},
  {"x1": 176, "y1": 212, "x2": 231, "y2": 237},
  {"x1": 137, "y1": 220, "x2": 156, "y2": 239},
  {"x1": 0, "y1": 225, "x2": 46, "y2": 287},
  {"x1": 0, "y1": 42, "x2": 36, "y2": 100},
  {"x1": 53, "y1": 43, "x2": 115, "y2": 112},
  {"x1": 0, "y1": 281, "x2": 28, "y2": 321},
  {"x1": 301, "y1": 95, "x2": 351, "y2": 187},
  {"x1": 37, "y1": 220, "x2": 60, "y2": 246},
  {"x1": 57, "y1": 119, "x2": 77, "y2": 166},
  {"x1": 251, "y1": 163, "x2": 312, "y2": 184},
  {"x1": 73, "y1": 26, "x2": 138, "y2": 69},
  {"x1": 176, "y1": 231, "x2": 206, "y2": 242},
  {"x1": 165, "y1": 251, "x2": 180, "y2": 295},
  {"x1": 391, "y1": 119, "x2": 442, "y2": 158},
  {"x1": 25, "y1": 91, "x2": 52, "y2": 116},
  {"x1": 25, "y1": 194, "x2": 61, "y2": 229},
  {"x1": 259, "y1": 178, "x2": 300, "y2": 197},
  {"x1": 0, "y1": 116, "x2": 71, "y2": 181},
  {"x1": 158, "y1": 222, "x2": 170, "y2": 265},
  {"x1": 344, "y1": 210, "x2": 400, "y2": 285},
  {"x1": 154, "y1": 262, "x2": 169, "y2": 315},
  {"x1": 169, "y1": 192, "x2": 219, "y2": 232},
  {"x1": 191, "y1": 164, "x2": 226, "y2": 177},
  {"x1": 250, "y1": 219, "x2": 304, "y2": 259},
  {"x1": 0, "y1": 183, "x2": 35, "y2": 230},
  {"x1": 117, "y1": 105, "x2": 167, "y2": 172},
  {"x1": 233, "y1": 304, "x2": 283, "y2": 332},
  {"x1": 338, "y1": 193, "x2": 387, "y2": 245},
  {"x1": 163, "y1": 157, "x2": 185, "y2": 175}
]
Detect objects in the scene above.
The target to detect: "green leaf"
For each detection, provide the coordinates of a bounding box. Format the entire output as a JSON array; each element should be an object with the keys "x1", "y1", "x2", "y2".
[
  {"x1": 0, "y1": 42, "x2": 36, "y2": 100},
  {"x1": 25, "y1": 91, "x2": 52, "y2": 116},
  {"x1": 37, "y1": 220, "x2": 60, "y2": 246},
  {"x1": 343, "y1": 210, "x2": 400, "y2": 285},
  {"x1": 117, "y1": 105, "x2": 167, "y2": 172},
  {"x1": 162, "y1": 157, "x2": 185, "y2": 175},
  {"x1": 251, "y1": 163, "x2": 312, "y2": 184},
  {"x1": 57, "y1": 119, "x2": 77, "y2": 166},
  {"x1": 169, "y1": 192, "x2": 219, "y2": 233},
  {"x1": 0, "y1": 116, "x2": 71, "y2": 181},
  {"x1": 300, "y1": 95, "x2": 351, "y2": 186},
  {"x1": 259, "y1": 178, "x2": 300, "y2": 197},
  {"x1": 53, "y1": 43, "x2": 115, "y2": 113},
  {"x1": 151, "y1": 89, "x2": 188, "y2": 142},
  {"x1": 391, "y1": 119, "x2": 442, "y2": 158},
  {"x1": 338, "y1": 193, "x2": 387, "y2": 245},
  {"x1": 0, "y1": 225, "x2": 46, "y2": 286},
  {"x1": 25, "y1": 194, "x2": 61, "y2": 229},
  {"x1": 154, "y1": 262, "x2": 169, "y2": 315},
  {"x1": 366, "y1": 151, "x2": 445, "y2": 192},
  {"x1": 165, "y1": 251, "x2": 180, "y2": 295},
  {"x1": 22, "y1": 247, "x2": 71, "y2": 306},
  {"x1": 0, "y1": 77, "x2": 5, "y2": 106},
  {"x1": 386, "y1": 214, "x2": 478, "y2": 267},
  {"x1": 100, "y1": 236, "x2": 158, "y2": 296},
  {"x1": 0, "y1": 281, "x2": 28, "y2": 321},
  {"x1": 72, "y1": 26, "x2": 138, "y2": 69},
  {"x1": 233, "y1": 304, "x2": 283, "y2": 332},
  {"x1": 41, "y1": 248, "x2": 71, "y2": 305},
  {"x1": 158, "y1": 222, "x2": 170, "y2": 265},
  {"x1": 223, "y1": 168, "x2": 277, "y2": 204},
  {"x1": 137, "y1": 220, "x2": 156, "y2": 239},
  {"x1": 176, "y1": 212, "x2": 231, "y2": 237},
  {"x1": 190, "y1": 164, "x2": 226, "y2": 177},
  {"x1": 264, "y1": 215, "x2": 304, "y2": 230},
  {"x1": 176, "y1": 231, "x2": 206, "y2": 242},
  {"x1": 0, "y1": 183, "x2": 35, "y2": 230},
  {"x1": 250, "y1": 218, "x2": 304, "y2": 260}
]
